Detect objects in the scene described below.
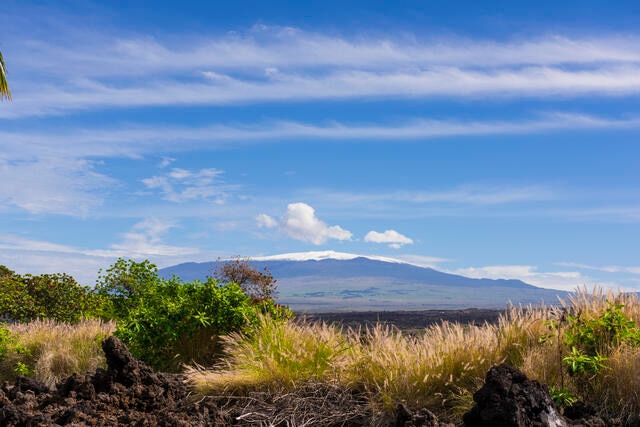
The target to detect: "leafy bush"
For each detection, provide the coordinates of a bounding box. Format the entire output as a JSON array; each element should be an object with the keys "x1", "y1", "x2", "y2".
[
  {"x1": 0, "y1": 266, "x2": 102, "y2": 323},
  {"x1": 549, "y1": 384, "x2": 577, "y2": 408},
  {"x1": 563, "y1": 301, "x2": 640, "y2": 376},
  {"x1": 95, "y1": 258, "x2": 159, "y2": 320},
  {"x1": 97, "y1": 258, "x2": 289, "y2": 371},
  {"x1": 0, "y1": 325, "x2": 13, "y2": 358}
]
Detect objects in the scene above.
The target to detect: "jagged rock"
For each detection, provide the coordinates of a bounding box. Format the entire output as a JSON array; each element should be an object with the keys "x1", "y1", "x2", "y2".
[
  {"x1": 463, "y1": 364, "x2": 567, "y2": 427},
  {"x1": 0, "y1": 335, "x2": 222, "y2": 425}
]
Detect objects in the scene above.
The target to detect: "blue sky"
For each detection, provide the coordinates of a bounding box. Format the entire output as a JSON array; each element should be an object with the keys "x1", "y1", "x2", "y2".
[{"x1": 1, "y1": 0, "x2": 639, "y2": 290}]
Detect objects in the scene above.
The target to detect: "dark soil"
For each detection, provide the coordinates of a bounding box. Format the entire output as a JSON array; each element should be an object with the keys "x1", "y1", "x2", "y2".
[{"x1": 303, "y1": 308, "x2": 505, "y2": 332}]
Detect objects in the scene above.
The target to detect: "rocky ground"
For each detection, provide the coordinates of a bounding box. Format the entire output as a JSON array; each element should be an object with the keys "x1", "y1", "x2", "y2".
[{"x1": 0, "y1": 311, "x2": 632, "y2": 426}]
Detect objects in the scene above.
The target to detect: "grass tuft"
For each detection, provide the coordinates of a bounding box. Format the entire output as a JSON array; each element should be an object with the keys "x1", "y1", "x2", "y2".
[{"x1": 0, "y1": 318, "x2": 115, "y2": 386}]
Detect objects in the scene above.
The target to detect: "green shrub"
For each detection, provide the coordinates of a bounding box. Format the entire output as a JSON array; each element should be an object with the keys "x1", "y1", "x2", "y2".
[
  {"x1": 549, "y1": 384, "x2": 577, "y2": 408},
  {"x1": 563, "y1": 301, "x2": 640, "y2": 377},
  {"x1": 95, "y1": 258, "x2": 159, "y2": 320},
  {"x1": 97, "y1": 258, "x2": 290, "y2": 371},
  {"x1": 0, "y1": 325, "x2": 12, "y2": 358},
  {"x1": 0, "y1": 266, "x2": 102, "y2": 323}
]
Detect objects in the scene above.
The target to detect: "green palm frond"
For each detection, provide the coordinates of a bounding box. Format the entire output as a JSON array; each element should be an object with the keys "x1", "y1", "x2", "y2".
[{"x1": 0, "y1": 51, "x2": 12, "y2": 101}]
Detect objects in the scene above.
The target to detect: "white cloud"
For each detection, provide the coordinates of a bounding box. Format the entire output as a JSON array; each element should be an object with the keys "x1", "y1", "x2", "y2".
[
  {"x1": 7, "y1": 66, "x2": 640, "y2": 118},
  {"x1": 7, "y1": 26, "x2": 640, "y2": 118},
  {"x1": 317, "y1": 185, "x2": 556, "y2": 206},
  {"x1": 256, "y1": 213, "x2": 277, "y2": 228},
  {"x1": 556, "y1": 262, "x2": 640, "y2": 275},
  {"x1": 11, "y1": 27, "x2": 640, "y2": 77},
  {"x1": 259, "y1": 202, "x2": 352, "y2": 245},
  {"x1": 4, "y1": 113, "x2": 639, "y2": 157},
  {"x1": 142, "y1": 167, "x2": 229, "y2": 203},
  {"x1": 0, "y1": 234, "x2": 82, "y2": 254},
  {"x1": 0, "y1": 220, "x2": 199, "y2": 285},
  {"x1": 0, "y1": 158, "x2": 112, "y2": 215},
  {"x1": 452, "y1": 265, "x2": 627, "y2": 292},
  {"x1": 395, "y1": 254, "x2": 451, "y2": 268},
  {"x1": 105, "y1": 218, "x2": 199, "y2": 258},
  {"x1": 159, "y1": 156, "x2": 175, "y2": 168},
  {"x1": 364, "y1": 229, "x2": 414, "y2": 249}
]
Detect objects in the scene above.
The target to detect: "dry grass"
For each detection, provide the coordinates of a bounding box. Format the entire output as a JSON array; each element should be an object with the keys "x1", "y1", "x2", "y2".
[
  {"x1": 188, "y1": 288, "x2": 640, "y2": 422},
  {"x1": 0, "y1": 318, "x2": 115, "y2": 387},
  {"x1": 188, "y1": 315, "x2": 350, "y2": 394},
  {"x1": 188, "y1": 308, "x2": 547, "y2": 419},
  {"x1": 209, "y1": 382, "x2": 379, "y2": 426}
]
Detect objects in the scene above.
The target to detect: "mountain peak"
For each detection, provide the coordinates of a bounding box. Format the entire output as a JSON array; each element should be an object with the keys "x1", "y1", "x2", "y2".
[{"x1": 252, "y1": 250, "x2": 408, "y2": 265}]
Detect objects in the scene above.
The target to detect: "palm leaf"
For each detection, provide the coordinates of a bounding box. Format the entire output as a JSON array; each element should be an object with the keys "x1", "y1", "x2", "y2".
[{"x1": 0, "y1": 51, "x2": 12, "y2": 101}]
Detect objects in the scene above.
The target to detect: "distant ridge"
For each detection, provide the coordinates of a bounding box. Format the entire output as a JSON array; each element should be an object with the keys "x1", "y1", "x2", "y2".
[{"x1": 159, "y1": 251, "x2": 569, "y2": 312}]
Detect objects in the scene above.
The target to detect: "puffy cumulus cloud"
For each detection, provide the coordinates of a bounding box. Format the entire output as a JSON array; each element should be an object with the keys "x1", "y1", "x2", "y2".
[
  {"x1": 259, "y1": 202, "x2": 352, "y2": 245},
  {"x1": 282, "y1": 203, "x2": 352, "y2": 244},
  {"x1": 364, "y1": 229, "x2": 414, "y2": 249}
]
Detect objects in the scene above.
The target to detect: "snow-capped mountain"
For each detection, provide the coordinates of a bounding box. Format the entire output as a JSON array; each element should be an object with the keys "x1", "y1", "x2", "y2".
[
  {"x1": 159, "y1": 251, "x2": 568, "y2": 312},
  {"x1": 253, "y1": 250, "x2": 409, "y2": 264}
]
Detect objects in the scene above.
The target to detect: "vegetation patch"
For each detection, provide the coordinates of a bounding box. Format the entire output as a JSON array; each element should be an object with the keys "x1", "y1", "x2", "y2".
[
  {"x1": 190, "y1": 288, "x2": 640, "y2": 423},
  {"x1": 3, "y1": 258, "x2": 640, "y2": 424}
]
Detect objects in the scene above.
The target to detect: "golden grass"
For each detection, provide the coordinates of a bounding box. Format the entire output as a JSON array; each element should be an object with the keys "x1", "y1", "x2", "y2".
[
  {"x1": 0, "y1": 318, "x2": 115, "y2": 386},
  {"x1": 188, "y1": 308, "x2": 548, "y2": 418},
  {"x1": 187, "y1": 315, "x2": 349, "y2": 394},
  {"x1": 188, "y1": 288, "x2": 640, "y2": 421}
]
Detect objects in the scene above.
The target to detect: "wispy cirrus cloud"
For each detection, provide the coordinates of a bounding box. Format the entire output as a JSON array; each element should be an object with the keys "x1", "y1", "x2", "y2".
[
  {"x1": 556, "y1": 262, "x2": 640, "y2": 275},
  {"x1": 453, "y1": 265, "x2": 597, "y2": 292},
  {"x1": 11, "y1": 25, "x2": 640, "y2": 77},
  {"x1": 103, "y1": 218, "x2": 199, "y2": 258},
  {"x1": 142, "y1": 167, "x2": 232, "y2": 203},
  {"x1": 0, "y1": 158, "x2": 113, "y2": 215},
  {"x1": 302, "y1": 185, "x2": 557, "y2": 209},
  {"x1": 6, "y1": 66, "x2": 640, "y2": 118},
  {"x1": 0, "y1": 218, "x2": 200, "y2": 284},
  {"x1": 3, "y1": 112, "x2": 640, "y2": 158},
  {"x1": 0, "y1": 218, "x2": 198, "y2": 260},
  {"x1": 6, "y1": 24, "x2": 640, "y2": 118},
  {"x1": 4, "y1": 111, "x2": 635, "y2": 217}
]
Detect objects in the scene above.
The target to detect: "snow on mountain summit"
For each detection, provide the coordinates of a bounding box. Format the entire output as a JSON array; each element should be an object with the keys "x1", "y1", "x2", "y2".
[{"x1": 252, "y1": 250, "x2": 408, "y2": 265}]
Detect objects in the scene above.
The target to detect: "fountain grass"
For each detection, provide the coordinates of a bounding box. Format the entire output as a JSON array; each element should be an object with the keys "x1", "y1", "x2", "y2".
[
  {"x1": 0, "y1": 318, "x2": 115, "y2": 387},
  {"x1": 188, "y1": 288, "x2": 640, "y2": 421}
]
